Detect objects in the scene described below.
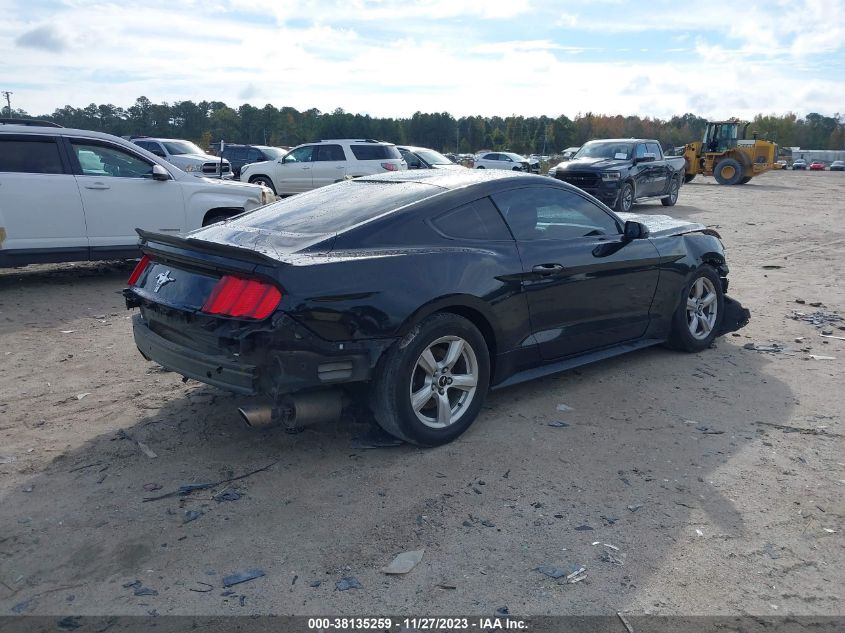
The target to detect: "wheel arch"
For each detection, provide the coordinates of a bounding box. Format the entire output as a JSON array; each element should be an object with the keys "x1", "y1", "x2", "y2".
[
  {"x1": 202, "y1": 207, "x2": 244, "y2": 226},
  {"x1": 396, "y1": 295, "x2": 500, "y2": 369}
]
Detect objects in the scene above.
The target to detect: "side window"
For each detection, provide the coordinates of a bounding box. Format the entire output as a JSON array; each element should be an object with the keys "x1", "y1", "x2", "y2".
[
  {"x1": 492, "y1": 187, "x2": 621, "y2": 241},
  {"x1": 0, "y1": 138, "x2": 65, "y2": 174},
  {"x1": 247, "y1": 148, "x2": 263, "y2": 161},
  {"x1": 646, "y1": 142, "x2": 661, "y2": 157},
  {"x1": 349, "y1": 144, "x2": 399, "y2": 160},
  {"x1": 431, "y1": 197, "x2": 512, "y2": 241},
  {"x1": 71, "y1": 142, "x2": 154, "y2": 179},
  {"x1": 229, "y1": 147, "x2": 248, "y2": 161},
  {"x1": 284, "y1": 146, "x2": 314, "y2": 163},
  {"x1": 315, "y1": 144, "x2": 346, "y2": 162},
  {"x1": 135, "y1": 141, "x2": 165, "y2": 156},
  {"x1": 634, "y1": 144, "x2": 647, "y2": 159}
]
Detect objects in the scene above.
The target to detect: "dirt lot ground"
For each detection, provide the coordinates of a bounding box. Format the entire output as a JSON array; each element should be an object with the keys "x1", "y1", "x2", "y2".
[{"x1": 0, "y1": 171, "x2": 843, "y2": 618}]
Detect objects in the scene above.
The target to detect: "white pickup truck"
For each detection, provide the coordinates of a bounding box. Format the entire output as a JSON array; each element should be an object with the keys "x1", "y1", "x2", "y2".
[{"x1": 0, "y1": 121, "x2": 275, "y2": 267}]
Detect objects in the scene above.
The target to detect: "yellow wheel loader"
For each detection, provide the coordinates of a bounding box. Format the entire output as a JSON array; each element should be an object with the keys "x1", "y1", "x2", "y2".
[{"x1": 683, "y1": 119, "x2": 779, "y2": 185}]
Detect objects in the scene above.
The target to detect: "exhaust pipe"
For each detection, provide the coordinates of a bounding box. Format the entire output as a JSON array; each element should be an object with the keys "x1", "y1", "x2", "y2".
[{"x1": 238, "y1": 390, "x2": 345, "y2": 430}]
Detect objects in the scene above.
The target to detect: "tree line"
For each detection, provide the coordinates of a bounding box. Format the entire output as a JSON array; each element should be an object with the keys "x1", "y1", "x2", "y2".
[{"x1": 7, "y1": 97, "x2": 845, "y2": 153}]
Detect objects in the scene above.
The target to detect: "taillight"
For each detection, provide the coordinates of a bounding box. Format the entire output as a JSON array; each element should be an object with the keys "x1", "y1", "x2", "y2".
[
  {"x1": 381, "y1": 162, "x2": 398, "y2": 171},
  {"x1": 202, "y1": 275, "x2": 281, "y2": 320},
  {"x1": 127, "y1": 255, "x2": 150, "y2": 286}
]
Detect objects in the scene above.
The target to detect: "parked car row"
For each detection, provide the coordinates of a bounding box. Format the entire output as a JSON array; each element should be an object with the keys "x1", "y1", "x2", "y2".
[
  {"x1": 0, "y1": 121, "x2": 274, "y2": 267},
  {"x1": 789, "y1": 159, "x2": 844, "y2": 170}
]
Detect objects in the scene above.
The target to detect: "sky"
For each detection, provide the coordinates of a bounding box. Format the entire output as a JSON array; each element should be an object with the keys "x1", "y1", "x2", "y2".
[{"x1": 2, "y1": 0, "x2": 845, "y2": 120}]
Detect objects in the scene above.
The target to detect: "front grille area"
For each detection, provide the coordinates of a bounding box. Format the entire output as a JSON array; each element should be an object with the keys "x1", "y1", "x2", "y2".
[
  {"x1": 556, "y1": 171, "x2": 601, "y2": 188},
  {"x1": 202, "y1": 162, "x2": 231, "y2": 174}
]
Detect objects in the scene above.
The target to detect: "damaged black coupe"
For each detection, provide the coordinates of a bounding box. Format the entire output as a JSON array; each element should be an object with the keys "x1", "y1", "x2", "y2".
[{"x1": 124, "y1": 170, "x2": 749, "y2": 446}]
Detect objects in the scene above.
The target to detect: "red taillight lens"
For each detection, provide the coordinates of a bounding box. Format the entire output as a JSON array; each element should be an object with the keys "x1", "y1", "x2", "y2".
[
  {"x1": 202, "y1": 275, "x2": 281, "y2": 320},
  {"x1": 127, "y1": 255, "x2": 150, "y2": 286},
  {"x1": 381, "y1": 162, "x2": 398, "y2": 171}
]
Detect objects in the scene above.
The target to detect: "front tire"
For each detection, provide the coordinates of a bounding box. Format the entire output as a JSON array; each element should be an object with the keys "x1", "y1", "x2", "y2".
[
  {"x1": 614, "y1": 182, "x2": 635, "y2": 213},
  {"x1": 249, "y1": 175, "x2": 276, "y2": 193},
  {"x1": 667, "y1": 266, "x2": 724, "y2": 352},
  {"x1": 370, "y1": 313, "x2": 490, "y2": 446},
  {"x1": 661, "y1": 177, "x2": 681, "y2": 206},
  {"x1": 713, "y1": 158, "x2": 743, "y2": 185},
  {"x1": 738, "y1": 176, "x2": 752, "y2": 184},
  {"x1": 684, "y1": 173, "x2": 696, "y2": 183}
]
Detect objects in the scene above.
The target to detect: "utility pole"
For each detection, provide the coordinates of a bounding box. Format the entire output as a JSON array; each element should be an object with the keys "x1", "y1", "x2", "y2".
[{"x1": 1, "y1": 91, "x2": 12, "y2": 118}]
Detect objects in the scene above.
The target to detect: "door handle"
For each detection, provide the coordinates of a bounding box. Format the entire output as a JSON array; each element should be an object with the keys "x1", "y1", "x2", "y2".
[
  {"x1": 84, "y1": 182, "x2": 110, "y2": 190},
  {"x1": 336, "y1": 165, "x2": 345, "y2": 169},
  {"x1": 532, "y1": 263, "x2": 564, "y2": 276}
]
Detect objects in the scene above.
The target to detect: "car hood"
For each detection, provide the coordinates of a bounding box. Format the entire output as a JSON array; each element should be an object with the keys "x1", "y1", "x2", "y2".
[
  {"x1": 171, "y1": 153, "x2": 229, "y2": 164},
  {"x1": 555, "y1": 157, "x2": 630, "y2": 170},
  {"x1": 616, "y1": 212, "x2": 712, "y2": 239}
]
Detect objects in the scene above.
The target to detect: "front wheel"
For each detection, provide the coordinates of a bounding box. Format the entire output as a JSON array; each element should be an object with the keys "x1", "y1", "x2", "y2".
[
  {"x1": 370, "y1": 313, "x2": 490, "y2": 446},
  {"x1": 713, "y1": 158, "x2": 743, "y2": 185},
  {"x1": 661, "y1": 177, "x2": 680, "y2": 206},
  {"x1": 667, "y1": 266, "x2": 724, "y2": 352},
  {"x1": 614, "y1": 182, "x2": 634, "y2": 213},
  {"x1": 249, "y1": 175, "x2": 276, "y2": 193}
]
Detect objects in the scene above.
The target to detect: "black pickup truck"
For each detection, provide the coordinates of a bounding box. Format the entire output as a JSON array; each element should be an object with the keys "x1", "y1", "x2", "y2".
[{"x1": 549, "y1": 139, "x2": 686, "y2": 213}]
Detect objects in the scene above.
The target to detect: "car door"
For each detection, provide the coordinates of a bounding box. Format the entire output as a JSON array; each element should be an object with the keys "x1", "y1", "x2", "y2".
[
  {"x1": 274, "y1": 145, "x2": 314, "y2": 193},
  {"x1": 647, "y1": 142, "x2": 669, "y2": 194},
  {"x1": 632, "y1": 143, "x2": 654, "y2": 197},
  {"x1": 0, "y1": 134, "x2": 88, "y2": 263},
  {"x1": 492, "y1": 186, "x2": 661, "y2": 359},
  {"x1": 67, "y1": 138, "x2": 186, "y2": 257},
  {"x1": 310, "y1": 144, "x2": 347, "y2": 188}
]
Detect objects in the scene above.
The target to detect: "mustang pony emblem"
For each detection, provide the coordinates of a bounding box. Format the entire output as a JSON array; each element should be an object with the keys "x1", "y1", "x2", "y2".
[{"x1": 153, "y1": 270, "x2": 176, "y2": 293}]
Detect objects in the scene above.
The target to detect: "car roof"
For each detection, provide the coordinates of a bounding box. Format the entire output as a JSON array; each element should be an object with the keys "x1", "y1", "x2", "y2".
[{"x1": 357, "y1": 168, "x2": 555, "y2": 191}]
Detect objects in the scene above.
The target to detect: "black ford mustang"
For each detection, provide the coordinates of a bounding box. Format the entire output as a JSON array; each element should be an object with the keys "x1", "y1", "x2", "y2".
[{"x1": 125, "y1": 170, "x2": 749, "y2": 446}]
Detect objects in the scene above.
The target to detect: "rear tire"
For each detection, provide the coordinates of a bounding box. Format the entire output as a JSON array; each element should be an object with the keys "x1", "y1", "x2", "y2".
[
  {"x1": 666, "y1": 265, "x2": 724, "y2": 352},
  {"x1": 249, "y1": 175, "x2": 276, "y2": 193},
  {"x1": 713, "y1": 158, "x2": 743, "y2": 185},
  {"x1": 684, "y1": 173, "x2": 696, "y2": 183},
  {"x1": 661, "y1": 177, "x2": 680, "y2": 206},
  {"x1": 370, "y1": 313, "x2": 490, "y2": 446}
]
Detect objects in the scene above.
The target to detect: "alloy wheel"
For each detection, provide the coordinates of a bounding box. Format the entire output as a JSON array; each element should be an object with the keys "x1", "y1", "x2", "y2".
[
  {"x1": 409, "y1": 335, "x2": 478, "y2": 429},
  {"x1": 686, "y1": 277, "x2": 718, "y2": 340}
]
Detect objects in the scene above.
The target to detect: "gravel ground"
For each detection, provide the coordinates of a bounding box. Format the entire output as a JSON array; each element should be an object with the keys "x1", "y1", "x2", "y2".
[{"x1": 0, "y1": 171, "x2": 843, "y2": 617}]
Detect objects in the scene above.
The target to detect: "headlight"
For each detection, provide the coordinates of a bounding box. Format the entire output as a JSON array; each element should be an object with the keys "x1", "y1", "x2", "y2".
[
  {"x1": 183, "y1": 164, "x2": 201, "y2": 172},
  {"x1": 601, "y1": 172, "x2": 621, "y2": 181}
]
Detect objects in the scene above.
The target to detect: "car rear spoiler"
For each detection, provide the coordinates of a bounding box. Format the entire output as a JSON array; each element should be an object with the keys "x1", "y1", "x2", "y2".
[{"x1": 135, "y1": 228, "x2": 279, "y2": 268}]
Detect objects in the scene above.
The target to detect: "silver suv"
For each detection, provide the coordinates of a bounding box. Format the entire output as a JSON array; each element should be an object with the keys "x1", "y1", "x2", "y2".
[
  {"x1": 239, "y1": 139, "x2": 406, "y2": 195},
  {"x1": 131, "y1": 137, "x2": 233, "y2": 179}
]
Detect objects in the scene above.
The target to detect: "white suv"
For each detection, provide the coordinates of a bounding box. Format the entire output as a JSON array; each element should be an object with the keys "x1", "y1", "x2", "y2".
[
  {"x1": 239, "y1": 139, "x2": 406, "y2": 195},
  {"x1": 131, "y1": 137, "x2": 233, "y2": 179},
  {"x1": 474, "y1": 151, "x2": 530, "y2": 172},
  {"x1": 0, "y1": 121, "x2": 274, "y2": 267}
]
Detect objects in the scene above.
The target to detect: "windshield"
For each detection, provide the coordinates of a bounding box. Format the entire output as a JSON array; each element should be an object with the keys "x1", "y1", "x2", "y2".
[
  {"x1": 262, "y1": 147, "x2": 287, "y2": 159},
  {"x1": 415, "y1": 149, "x2": 453, "y2": 165},
  {"x1": 575, "y1": 142, "x2": 634, "y2": 160},
  {"x1": 162, "y1": 141, "x2": 205, "y2": 156}
]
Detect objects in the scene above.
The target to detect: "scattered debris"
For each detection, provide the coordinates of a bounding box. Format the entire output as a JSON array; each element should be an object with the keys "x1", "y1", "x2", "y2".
[
  {"x1": 695, "y1": 425, "x2": 725, "y2": 435},
  {"x1": 574, "y1": 524, "x2": 594, "y2": 531},
  {"x1": 59, "y1": 330, "x2": 76, "y2": 334},
  {"x1": 762, "y1": 265, "x2": 782, "y2": 270},
  {"x1": 222, "y1": 568, "x2": 265, "y2": 588},
  {"x1": 137, "y1": 442, "x2": 157, "y2": 459},
  {"x1": 480, "y1": 519, "x2": 495, "y2": 528},
  {"x1": 755, "y1": 421, "x2": 841, "y2": 437},
  {"x1": 556, "y1": 403, "x2": 573, "y2": 412},
  {"x1": 743, "y1": 342, "x2": 785, "y2": 353},
  {"x1": 142, "y1": 461, "x2": 279, "y2": 502},
  {"x1": 183, "y1": 510, "x2": 203, "y2": 524},
  {"x1": 695, "y1": 529, "x2": 704, "y2": 537},
  {"x1": 823, "y1": 528, "x2": 836, "y2": 534},
  {"x1": 188, "y1": 582, "x2": 214, "y2": 593},
  {"x1": 598, "y1": 549, "x2": 625, "y2": 566},
  {"x1": 351, "y1": 427, "x2": 404, "y2": 449},
  {"x1": 617, "y1": 612, "x2": 636, "y2": 633},
  {"x1": 821, "y1": 334, "x2": 845, "y2": 341},
  {"x1": 534, "y1": 565, "x2": 567, "y2": 579},
  {"x1": 495, "y1": 607, "x2": 510, "y2": 616},
  {"x1": 143, "y1": 483, "x2": 162, "y2": 492},
  {"x1": 437, "y1": 581, "x2": 457, "y2": 590},
  {"x1": 213, "y1": 489, "x2": 242, "y2": 502},
  {"x1": 308, "y1": 580, "x2": 321, "y2": 588},
  {"x1": 565, "y1": 567, "x2": 587, "y2": 584},
  {"x1": 763, "y1": 543, "x2": 780, "y2": 560},
  {"x1": 627, "y1": 505, "x2": 643, "y2": 513},
  {"x1": 57, "y1": 616, "x2": 81, "y2": 630},
  {"x1": 335, "y1": 576, "x2": 363, "y2": 591},
  {"x1": 76, "y1": 393, "x2": 91, "y2": 400},
  {"x1": 548, "y1": 421, "x2": 569, "y2": 428},
  {"x1": 382, "y1": 549, "x2": 424, "y2": 574},
  {"x1": 133, "y1": 586, "x2": 158, "y2": 597},
  {"x1": 807, "y1": 354, "x2": 835, "y2": 360},
  {"x1": 11, "y1": 598, "x2": 35, "y2": 614},
  {"x1": 788, "y1": 309, "x2": 843, "y2": 329}
]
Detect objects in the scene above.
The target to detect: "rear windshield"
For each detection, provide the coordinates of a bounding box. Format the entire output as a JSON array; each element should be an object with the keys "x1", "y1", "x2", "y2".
[
  {"x1": 350, "y1": 144, "x2": 401, "y2": 160},
  {"x1": 228, "y1": 179, "x2": 442, "y2": 235}
]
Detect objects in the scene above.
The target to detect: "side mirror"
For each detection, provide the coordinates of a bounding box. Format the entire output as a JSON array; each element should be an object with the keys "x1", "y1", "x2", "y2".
[
  {"x1": 623, "y1": 220, "x2": 650, "y2": 240},
  {"x1": 151, "y1": 164, "x2": 170, "y2": 181},
  {"x1": 637, "y1": 153, "x2": 657, "y2": 163}
]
